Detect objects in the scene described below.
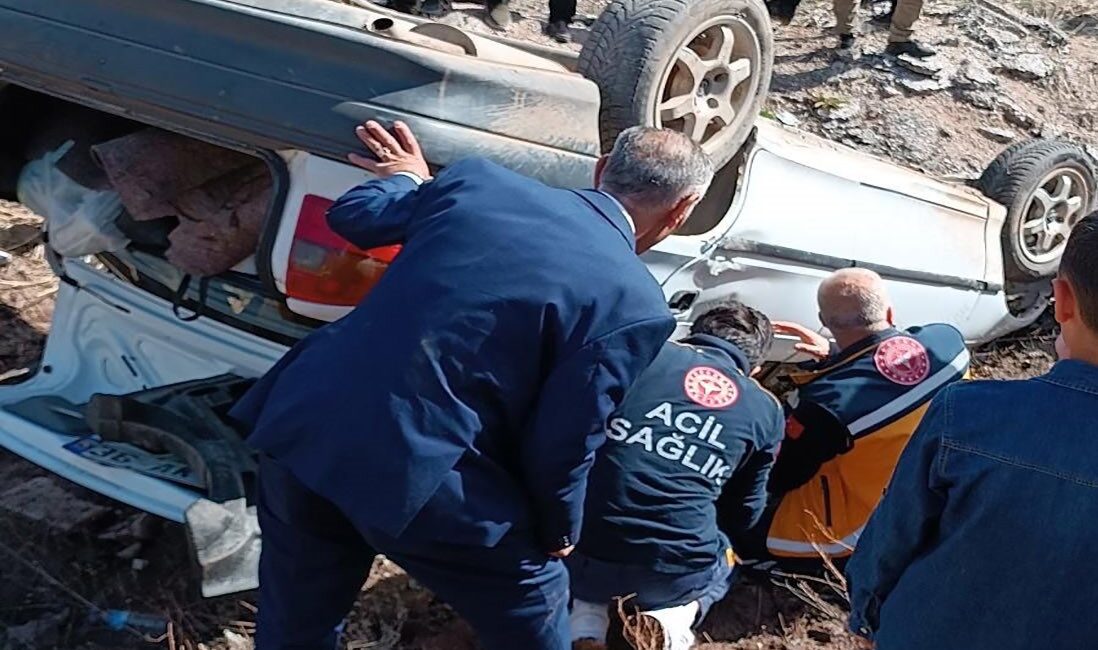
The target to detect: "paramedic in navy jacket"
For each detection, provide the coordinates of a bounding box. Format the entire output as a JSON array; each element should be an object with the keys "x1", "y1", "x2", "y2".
[
  {"x1": 230, "y1": 120, "x2": 715, "y2": 650},
  {"x1": 567, "y1": 302, "x2": 784, "y2": 649}
]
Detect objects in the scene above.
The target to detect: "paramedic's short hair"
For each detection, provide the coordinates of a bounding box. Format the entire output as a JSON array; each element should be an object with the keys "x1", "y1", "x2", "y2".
[
  {"x1": 691, "y1": 301, "x2": 774, "y2": 368},
  {"x1": 818, "y1": 268, "x2": 891, "y2": 330},
  {"x1": 1060, "y1": 212, "x2": 1098, "y2": 331},
  {"x1": 598, "y1": 127, "x2": 714, "y2": 208}
]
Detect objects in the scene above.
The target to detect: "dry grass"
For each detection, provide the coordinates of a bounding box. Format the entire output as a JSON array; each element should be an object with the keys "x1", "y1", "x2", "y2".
[
  {"x1": 615, "y1": 596, "x2": 665, "y2": 650},
  {"x1": 765, "y1": 512, "x2": 851, "y2": 627}
]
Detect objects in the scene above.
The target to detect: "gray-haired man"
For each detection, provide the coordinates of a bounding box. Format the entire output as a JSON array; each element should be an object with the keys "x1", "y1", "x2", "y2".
[
  {"x1": 234, "y1": 121, "x2": 714, "y2": 650},
  {"x1": 733, "y1": 268, "x2": 968, "y2": 566}
]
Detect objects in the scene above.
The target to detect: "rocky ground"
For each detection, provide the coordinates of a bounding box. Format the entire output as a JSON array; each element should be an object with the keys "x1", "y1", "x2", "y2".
[
  {"x1": 0, "y1": 0, "x2": 1085, "y2": 647},
  {"x1": 760, "y1": 0, "x2": 1098, "y2": 180},
  {"x1": 435, "y1": 0, "x2": 1098, "y2": 180}
]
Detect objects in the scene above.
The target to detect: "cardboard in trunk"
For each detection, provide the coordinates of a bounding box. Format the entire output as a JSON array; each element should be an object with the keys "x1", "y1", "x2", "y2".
[{"x1": 92, "y1": 129, "x2": 272, "y2": 276}]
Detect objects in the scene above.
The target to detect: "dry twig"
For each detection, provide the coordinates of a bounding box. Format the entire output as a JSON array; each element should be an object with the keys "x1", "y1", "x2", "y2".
[{"x1": 615, "y1": 595, "x2": 664, "y2": 650}]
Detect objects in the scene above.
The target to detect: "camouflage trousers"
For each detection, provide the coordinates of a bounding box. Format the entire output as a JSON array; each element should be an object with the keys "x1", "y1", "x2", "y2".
[{"x1": 834, "y1": 0, "x2": 924, "y2": 42}]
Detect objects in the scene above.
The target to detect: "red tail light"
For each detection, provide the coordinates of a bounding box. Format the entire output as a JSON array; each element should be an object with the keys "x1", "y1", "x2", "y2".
[{"x1": 286, "y1": 194, "x2": 401, "y2": 306}]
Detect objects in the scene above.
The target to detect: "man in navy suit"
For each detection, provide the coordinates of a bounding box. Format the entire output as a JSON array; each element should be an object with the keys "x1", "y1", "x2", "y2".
[{"x1": 230, "y1": 120, "x2": 715, "y2": 650}]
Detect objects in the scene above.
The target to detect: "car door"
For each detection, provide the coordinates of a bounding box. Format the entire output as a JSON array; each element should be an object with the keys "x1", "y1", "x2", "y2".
[{"x1": 658, "y1": 122, "x2": 996, "y2": 358}]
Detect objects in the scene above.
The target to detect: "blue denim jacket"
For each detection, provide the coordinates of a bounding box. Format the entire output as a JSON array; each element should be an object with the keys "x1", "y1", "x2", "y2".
[{"x1": 846, "y1": 360, "x2": 1098, "y2": 649}]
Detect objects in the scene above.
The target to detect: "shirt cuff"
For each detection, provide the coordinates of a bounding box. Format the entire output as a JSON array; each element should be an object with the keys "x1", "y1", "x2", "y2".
[
  {"x1": 393, "y1": 171, "x2": 425, "y2": 185},
  {"x1": 537, "y1": 511, "x2": 581, "y2": 553}
]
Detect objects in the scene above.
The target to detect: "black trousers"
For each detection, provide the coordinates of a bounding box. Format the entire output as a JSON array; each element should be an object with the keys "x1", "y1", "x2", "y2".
[
  {"x1": 548, "y1": 0, "x2": 576, "y2": 22},
  {"x1": 254, "y1": 456, "x2": 571, "y2": 650},
  {"x1": 487, "y1": 0, "x2": 574, "y2": 22}
]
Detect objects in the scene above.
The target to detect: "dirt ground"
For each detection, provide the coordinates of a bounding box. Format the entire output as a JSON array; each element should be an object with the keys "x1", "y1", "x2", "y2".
[{"x1": 0, "y1": 0, "x2": 1079, "y2": 647}]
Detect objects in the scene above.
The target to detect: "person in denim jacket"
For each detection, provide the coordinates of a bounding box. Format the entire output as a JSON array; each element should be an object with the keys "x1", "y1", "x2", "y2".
[{"x1": 846, "y1": 212, "x2": 1098, "y2": 649}]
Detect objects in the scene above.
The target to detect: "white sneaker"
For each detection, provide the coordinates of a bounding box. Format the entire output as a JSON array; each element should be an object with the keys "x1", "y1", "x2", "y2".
[
  {"x1": 570, "y1": 599, "x2": 610, "y2": 644},
  {"x1": 624, "y1": 601, "x2": 699, "y2": 650}
]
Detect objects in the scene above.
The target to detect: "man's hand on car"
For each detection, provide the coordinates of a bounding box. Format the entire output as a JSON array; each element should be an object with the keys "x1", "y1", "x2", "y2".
[
  {"x1": 348, "y1": 120, "x2": 432, "y2": 182},
  {"x1": 773, "y1": 321, "x2": 831, "y2": 360}
]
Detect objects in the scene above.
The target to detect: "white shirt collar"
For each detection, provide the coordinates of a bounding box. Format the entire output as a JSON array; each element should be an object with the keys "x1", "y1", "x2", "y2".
[{"x1": 599, "y1": 191, "x2": 636, "y2": 236}]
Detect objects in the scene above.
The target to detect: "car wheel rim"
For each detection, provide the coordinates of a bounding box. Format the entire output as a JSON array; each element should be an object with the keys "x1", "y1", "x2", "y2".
[
  {"x1": 655, "y1": 16, "x2": 761, "y2": 153},
  {"x1": 1018, "y1": 168, "x2": 1090, "y2": 265}
]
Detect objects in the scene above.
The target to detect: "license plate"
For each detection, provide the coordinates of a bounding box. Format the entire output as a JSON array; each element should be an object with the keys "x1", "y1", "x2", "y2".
[{"x1": 64, "y1": 437, "x2": 204, "y2": 489}]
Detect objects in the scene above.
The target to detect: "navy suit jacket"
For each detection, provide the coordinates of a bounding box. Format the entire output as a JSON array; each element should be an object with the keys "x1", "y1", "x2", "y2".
[{"x1": 231, "y1": 158, "x2": 675, "y2": 549}]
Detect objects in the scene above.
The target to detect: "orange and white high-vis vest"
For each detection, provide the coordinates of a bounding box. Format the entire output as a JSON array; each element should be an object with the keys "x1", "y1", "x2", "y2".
[{"x1": 766, "y1": 324, "x2": 969, "y2": 559}]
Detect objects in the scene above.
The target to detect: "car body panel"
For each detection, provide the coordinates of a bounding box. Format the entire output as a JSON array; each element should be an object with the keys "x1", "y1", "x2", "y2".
[
  {"x1": 269, "y1": 150, "x2": 712, "y2": 321},
  {"x1": 703, "y1": 144, "x2": 984, "y2": 334},
  {"x1": 0, "y1": 0, "x2": 601, "y2": 188},
  {"x1": 0, "y1": 0, "x2": 1017, "y2": 337},
  {"x1": 268, "y1": 121, "x2": 1013, "y2": 339},
  {"x1": 0, "y1": 259, "x2": 286, "y2": 521},
  {"x1": 229, "y1": 0, "x2": 586, "y2": 71},
  {"x1": 648, "y1": 121, "x2": 1015, "y2": 355},
  {"x1": 0, "y1": 0, "x2": 1036, "y2": 553}
]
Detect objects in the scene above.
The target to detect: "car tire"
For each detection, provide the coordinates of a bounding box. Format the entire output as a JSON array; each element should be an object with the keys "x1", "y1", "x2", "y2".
[
  {"x1": 977, "y1": 139, "x2": 1097, "y2": 281},
  {"x1": 577, "y1": 0, "x2": 773, "y2": 169}
]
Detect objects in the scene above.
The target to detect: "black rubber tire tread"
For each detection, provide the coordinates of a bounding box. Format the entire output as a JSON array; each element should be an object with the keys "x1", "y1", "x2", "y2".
[
  {"x1": 577, "y1": 0, "x2": 773, "y2": 169},
  {"x1": 977, "y1": 139, "x2": 1097, "y2": 281}
]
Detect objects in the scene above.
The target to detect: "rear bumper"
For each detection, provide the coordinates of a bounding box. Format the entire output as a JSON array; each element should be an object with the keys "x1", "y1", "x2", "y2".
[
  {"x1": 0, "y1": 258, "x2": 285, "y2": 521},
  {"x1": 0, "y1": 404, "x2": 197, "y2": 521}
]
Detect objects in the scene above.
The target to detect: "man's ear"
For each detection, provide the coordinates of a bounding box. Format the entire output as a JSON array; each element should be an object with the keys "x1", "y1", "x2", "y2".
[
  {"x1": 667, "y1": 193, "x2": 702, "y2": 231},
  {"x1": 637, "y1": 193, "x2": 703, "y2": 253},
  {"x1": 593, "y1": 155, "x2": 609, "y2": 188},
  {"x1": 1053, "y1": 276, "x2": 1075, "y2": 325},
  {"x1": 886, "y1": 306, "x2": 895, "y2": 326}
]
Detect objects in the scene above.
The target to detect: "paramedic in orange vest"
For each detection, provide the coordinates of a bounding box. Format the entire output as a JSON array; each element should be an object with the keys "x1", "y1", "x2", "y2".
[{"x1": 745, "y1": 268, "x2": 969, "y2": 565}]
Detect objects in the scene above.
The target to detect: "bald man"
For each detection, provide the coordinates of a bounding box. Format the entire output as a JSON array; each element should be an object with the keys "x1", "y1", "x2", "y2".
[{"x1": 731, "y1": 269, "x2": 969, "y2": 567}]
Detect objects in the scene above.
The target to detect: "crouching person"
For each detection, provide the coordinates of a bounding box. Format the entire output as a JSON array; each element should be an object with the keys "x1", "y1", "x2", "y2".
[
  {"x1": 751, "y1": 269, "x2": 969, "y2": 568},
  {"x1": 567, "y1": 302, "x2": 784, "y2": 650}
]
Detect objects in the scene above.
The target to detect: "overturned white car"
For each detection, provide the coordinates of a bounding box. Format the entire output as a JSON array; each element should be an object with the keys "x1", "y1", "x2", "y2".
[{"x1": 0, "y1": 0, "x2": 1093, "y2": 595}]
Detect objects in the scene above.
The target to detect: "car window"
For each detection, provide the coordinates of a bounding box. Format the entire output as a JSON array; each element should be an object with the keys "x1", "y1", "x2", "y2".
[{"x1": 99, "y1": 250, "x2": 316, "y2": 346}]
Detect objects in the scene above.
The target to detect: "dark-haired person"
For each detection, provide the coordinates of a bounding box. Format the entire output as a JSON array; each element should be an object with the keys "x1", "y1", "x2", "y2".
[
  {"x1": 846, "y1": 212, "x2": 1098, "y2": 650},
  {"x1": 751, "y1": 268, "x2": 968, "y2": 567},
  {"x1": 567, "y1": 302, "x2": 784, "y2": 650}
]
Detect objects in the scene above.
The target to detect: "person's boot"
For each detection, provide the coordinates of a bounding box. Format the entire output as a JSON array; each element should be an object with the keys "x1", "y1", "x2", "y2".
[
  {"x1": 838, "y1": 33, "x2": 857, "y2": 50},
  {"x1": 545, "y1": 19, "x2": 572, "y2": 43},
  {"x1": 765, "y1": 0, "x2": 801, "y2": 26},
  {"x1": 486, "y1": 1, "x2": 512, "y2": 29},
  {"x1": 417, "y1": 0, "x2": 451, "y2": 17},
  {"x1": 886, "y1": 39, "x2": 936, "y2": 58},
  {"x1": 869, "y1": 0, "x2": 895, "y2": 24}
]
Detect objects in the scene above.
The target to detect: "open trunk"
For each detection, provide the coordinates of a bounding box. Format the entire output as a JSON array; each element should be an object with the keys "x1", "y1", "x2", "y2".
[{"x1": 0, "y1": 88, "x2": 305, "y2": 596}]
